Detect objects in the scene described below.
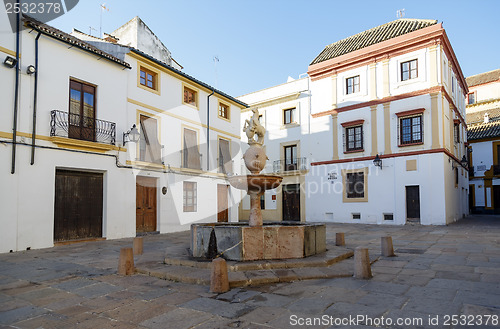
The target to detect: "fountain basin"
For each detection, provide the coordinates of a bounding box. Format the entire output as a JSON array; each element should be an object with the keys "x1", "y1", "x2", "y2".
[
  {"x1": 228, "y1": 174, "x2": 282, "y2": 192},
  {"x1": 190, "y1": 222, "x2": 326, "y2": 261}
]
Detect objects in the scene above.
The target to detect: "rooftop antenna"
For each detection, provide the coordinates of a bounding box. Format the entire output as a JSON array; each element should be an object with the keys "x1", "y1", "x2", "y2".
[
  {"x1": 396, "y1": 9, "x2": 405, "y2": 18},
  {"x1": 100, "y1": 3, "x2": 109, "y2": 38},
  {"x1": 213, "y1": 56, "x2": 219, "y2": 89},
  {"x1": 89, "y1": 26, "x2": 98, "y2": 36}
]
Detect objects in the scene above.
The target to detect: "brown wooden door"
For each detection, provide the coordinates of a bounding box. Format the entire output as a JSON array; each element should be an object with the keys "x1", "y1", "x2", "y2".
[
  {"x1": 54, "y1": 170, "x2": 103, "y2": 241},
  {"x1": 406, "y1": 185, "x2": 420, "y2": 223},
  {"x1": 217, "y1": 184, "x2": 229, "y2": 222},
  {"x1": 136, "y1": 176, "x2": 157, "y2": 233},
  {"x1": 283, "y1": 184, "x2": 300, "y2": 221},
  {"x1": 493, "y1": 186, "x2": 500, "y2": 214}
]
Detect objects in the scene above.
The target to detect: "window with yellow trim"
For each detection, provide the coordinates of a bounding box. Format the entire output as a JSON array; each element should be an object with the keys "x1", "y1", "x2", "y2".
[
  {"x1": 218, "y1": 102, "x2": 230, "y2": 120},
  {"x1": 183, "y1": 86, "x2": 198, "y2": 108},
  {"x1": 139, "y1": 67, "x2": 157, "y2": 90}
]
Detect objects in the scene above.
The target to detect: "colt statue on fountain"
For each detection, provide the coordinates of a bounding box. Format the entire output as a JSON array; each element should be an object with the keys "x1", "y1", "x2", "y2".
[{"x1": 190, "y1": 108, "x2": 326, "y2": 261}]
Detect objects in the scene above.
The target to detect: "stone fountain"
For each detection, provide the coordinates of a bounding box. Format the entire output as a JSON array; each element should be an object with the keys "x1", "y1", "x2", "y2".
[{"x1": 191, "y1": 108, "x2": 326, "y2": 261}]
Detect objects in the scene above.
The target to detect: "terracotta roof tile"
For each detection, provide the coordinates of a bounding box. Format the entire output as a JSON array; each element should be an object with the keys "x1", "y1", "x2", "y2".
[
  {"x1": 310, "y1": 19, "x2": 438, "y2": 65},
  {"x1": 468, "y1": 119, "x2": 500, "y2": 141},
  {"x1": 466, "y1": 69, "x2": 500, "y2": 87}
]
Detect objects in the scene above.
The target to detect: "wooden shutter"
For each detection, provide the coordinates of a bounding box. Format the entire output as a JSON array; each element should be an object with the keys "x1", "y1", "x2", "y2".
[
  {"x1": 219, "y1": 139, "x2": 232, "y2": 174},
  {"x1": 184, "y1": 128, "x2": 201, "y2": 170},
  {"x1": 140, "y1": 115, "x2": 161, "y2": 163}
]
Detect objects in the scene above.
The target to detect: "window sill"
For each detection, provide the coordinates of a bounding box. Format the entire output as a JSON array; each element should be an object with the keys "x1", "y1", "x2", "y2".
[
  {"x1": 281, "y1": 122, "x2": 299, "y2": 130},
  {"x1": 398, "y1": 142, "x2": 424, "y2": 148},
  {"x1": 344, "y1": 149, "x2": 364, "y2": 154},
  {"x1": 182, "y1": 102, "x2": 199, "y2": 111},
  {"x1": 50, "y1": 136, "x2": 125, "y2": 153},
  {"x1": 218, "y1": 115, "x2": 231, "y2": 123},
  {"x1": 137, "y1": 83, "x2": 161, "y2": 95}
]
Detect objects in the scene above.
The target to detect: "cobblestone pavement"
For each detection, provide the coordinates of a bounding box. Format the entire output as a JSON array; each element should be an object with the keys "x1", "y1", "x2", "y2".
[{"x1": 1, "y1": 215, "x2": 499, "y2": 328}]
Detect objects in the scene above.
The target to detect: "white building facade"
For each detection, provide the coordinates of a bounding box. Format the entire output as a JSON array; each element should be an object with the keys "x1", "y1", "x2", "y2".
[
  {"x1": 0, "y1": 14, "x2": 245, "y2": 253},
  {"x1": 466, "y1": 69, "x2": 500, "y2": 213},
  {"x1": 239, "y1": 19, "x2": 469, "y2": 225}
]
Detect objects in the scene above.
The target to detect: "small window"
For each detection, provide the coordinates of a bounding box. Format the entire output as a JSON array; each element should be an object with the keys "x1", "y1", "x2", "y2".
[
  {"x1": 384, "y1": 213, "x2": 394, "y2": 221},
  {"x1": 401, "y1": 59, "x2": 418, "y2": 81},
  {"x1": 218, "y1": 102, "x2": 230, "y2": 120},
  {"x1": 468, "y1": 92, "x2": 475, "y2": 105},
  {"x1": 455, "y1": 167, "x2": 459, "y2": 187},
  {"x1": 454, "y1": 123, "x2": 460, "y2": 143},
  {"x1": 400, "y1": 115, "x2": 423, "y2": 145},
  {"x1": 183, "y1": 86, "x2": 198, "y2": 108},
  {"x1": 260, "y1": 194, "x2": 265, "y2": 210},
  {"x1": 346, "y1": 172, "x2": 364, "y2": 199},
  {"x1": 346, "y1": 125, "x2": 363, "y2": 152},
  {"x1": 352, "y1": 213, "x2": 361, "y2": 220},
  {"x1": 284, "y1": 108, "x2": 295, "y2": 125},
  {"x1": 183, "y1": 181, "x2": 197, "y2": 212},
  {"x1": 346, "y1": 75, "x2": 360, "y2": 94},
  {"x1": 140, "y1": 67, "x2": 157, "y2": 90}
]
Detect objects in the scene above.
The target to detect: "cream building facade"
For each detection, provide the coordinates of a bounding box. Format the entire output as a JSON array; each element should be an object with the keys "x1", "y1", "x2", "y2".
[
  {"x1": 239, "y1": 19, "x2": 469, "y2": 225},
  {"x1": 0, "y1": 14, "x2": 246, "y2": 253},
  {"x1": 466, "y1": 69, "x2": 500, "y2": 213}
]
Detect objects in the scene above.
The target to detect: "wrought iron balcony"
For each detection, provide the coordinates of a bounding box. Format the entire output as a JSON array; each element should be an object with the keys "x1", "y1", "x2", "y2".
[
  {"x1": 273, "y1": 157, "x2": 307, "y2": 173},
  {"x1": 50, "y1": 110, "x2": 116, "y2": 145}
]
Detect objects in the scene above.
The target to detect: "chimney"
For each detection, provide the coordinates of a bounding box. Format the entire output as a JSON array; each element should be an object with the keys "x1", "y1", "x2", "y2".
[
  {"x1": 484, "y1": 113, "x2": 490, "y2": 124},
  {"x1": 103, "y1": 33, "x2": 119, "y2": 44}
]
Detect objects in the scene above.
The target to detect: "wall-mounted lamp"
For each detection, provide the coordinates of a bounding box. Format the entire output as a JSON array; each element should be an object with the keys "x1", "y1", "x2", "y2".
[
  {"x1": 123, "y1": 124, "x2": 139, "y2": 145},
  {"x1": 3, "y1": 56, "x2": 17, "y2": 68},
  {"x1": 451, "y1": 155, "x2": 468, "y2": 169},
  {"x1": 373, "y1": 154, "x2": 382, "y2": 169},
  {"x1": 26, "y1": 65, "x2": 36, "y2": 75}
]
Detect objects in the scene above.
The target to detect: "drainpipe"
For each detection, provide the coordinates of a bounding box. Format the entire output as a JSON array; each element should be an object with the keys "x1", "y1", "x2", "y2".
[
  {"x1": 30, "y1": 32, "x2": 41, "y2": 165},
  {"x1": 11, "y1": 4, "x2": 20, "y2": 174},
  {"x1": 207, "y1": 88, "x2": 215, "y2": 171}
]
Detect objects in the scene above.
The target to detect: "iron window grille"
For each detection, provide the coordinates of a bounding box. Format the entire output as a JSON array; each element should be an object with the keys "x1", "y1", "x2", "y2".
[
  {"x1": 398, "y1": 115, "x2": 423, "y2": 145},
  {"x1": 345, "y1": 125, "x2": 363, "y2": 152},
  {"x1": 273, "y1": 157, "x2": 307, "y2": 173},
  {"x1": 346, "y1": 172, "x2": 364, "y2": 199}
]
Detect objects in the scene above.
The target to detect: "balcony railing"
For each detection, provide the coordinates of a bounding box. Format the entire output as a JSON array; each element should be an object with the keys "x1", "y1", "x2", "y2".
[
  {"x1": 50, "y1": 110, "x2": 116, "y2": 145},
  {"x1": 273, "y1": 157, "x2": 307, "y2": 173}
]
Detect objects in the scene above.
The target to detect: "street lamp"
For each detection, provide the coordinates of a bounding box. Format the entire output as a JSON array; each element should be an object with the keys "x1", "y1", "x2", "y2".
[
  {"x1": 373, "y1": 154, "x2": 382, "y2": 169},
  {"x1": 123, "y1": 124, "x2": 140, "y2": 145}
]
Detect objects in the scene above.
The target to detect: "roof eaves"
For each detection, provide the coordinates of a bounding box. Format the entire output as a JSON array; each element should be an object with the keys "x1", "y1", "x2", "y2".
[{"x1": 130, "y1": 48, "x2": 247, "y2": 108}]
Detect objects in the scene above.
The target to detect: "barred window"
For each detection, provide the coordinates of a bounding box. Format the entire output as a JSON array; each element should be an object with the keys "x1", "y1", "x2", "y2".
[
  {"x1": 346, "y1": 172, "x2": 365, "y2": 199},
  {"x1": 346, "y1": 125, "x2": 363, "y2": 151},
  {"x1": 400, "y1": 115, "x2": 422, "y2": 145}
]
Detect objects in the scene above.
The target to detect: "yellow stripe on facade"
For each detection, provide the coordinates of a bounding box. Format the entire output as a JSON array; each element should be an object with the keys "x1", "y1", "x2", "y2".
[
  {"x1": 127, "y1": 98, "x2": 241, "y2": 140},
  {"x1": 0, "y1": 45, "x2": 19, "y2": 58}
]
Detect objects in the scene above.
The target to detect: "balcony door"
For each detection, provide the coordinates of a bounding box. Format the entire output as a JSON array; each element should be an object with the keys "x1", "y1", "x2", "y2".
[
  {"x1": 284, "y1": 145, "x2": 297, "y2": 171},
  {"x1": 69, "y1": 80, "x2": 96, "y2": 142}
]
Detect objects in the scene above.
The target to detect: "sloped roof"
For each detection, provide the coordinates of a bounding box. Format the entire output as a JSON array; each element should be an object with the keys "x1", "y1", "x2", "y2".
[
  {"x1": 466, "y1": 108, "x2": 500, "y2": 125},
  {"x1": 468, "y1": 113, "x2": 500, "y2": 141},
  {"x1": 310, "y1": 18, "x2": 438, "y2": 65},
  {"x1": 466, "y1": 69, "x2": 500, "y2": 88},
  {"x1": 23, "y1": 15, "x2": 131, "y2": 69}
]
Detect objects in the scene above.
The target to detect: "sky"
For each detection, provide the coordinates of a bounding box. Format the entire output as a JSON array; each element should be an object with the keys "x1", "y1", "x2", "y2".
[{"x1": 50, "y1": 0, "x2": 500, "y2": 98}]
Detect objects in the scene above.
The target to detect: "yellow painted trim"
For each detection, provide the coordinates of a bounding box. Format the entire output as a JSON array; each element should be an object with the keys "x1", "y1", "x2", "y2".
[
  {"x1": 127, "y1": 98, "x2": 240, "y2": 139},
  {"x1": 370, "y1": 105, "x2": 377, "y2": 156},
  {"x1": 217, "y1": 100, "x2": 231, "y2": 122},
  {"x1": 431, "y1": 92, "x2": 440, "y2": 148},
  {"x1": 449, "y1": 105, "x2": 455, "y2": 158},
  {"x1": 136, "y1": 109, "x2": 162, "y2": 163},
  {"x1": 332, "y1": 114, "x2": 338, "y2": 160},
  {"x1": 49, "y1": 136, "x2": 122, "y2": 153},
  {"x1": 126, "y1": 160, "x2": 165, "y2": 169},
  {"x1": 493, "y1": 141, "x2": 500, "y2": 166},
  {"x1": 383, "y1": 102, "x2": 391, "y2": 154},
  {"x1": 429, "y1": 45, "x2": 438, "y2": 86},
  {"x1": 137, "y1": 62, "x2": 161, "y2": 95},
  {"x1": 342, "y1": 167, "x2": 369, "y2": 203},
  {"x1": 128, "y1": 51, "x2": 245, "y2": 109},
  {"x1": 0, "y1": 46, "x2": 18, "y2": 58},
  {"x1": 441, "y1": 96, "x2": 447, "y2": 151},
  {"x1": 381, "y1": 59, "x2": 390, "y2": 98},
  {"x1": 331, "y1": 74, "x2": 338, "y2": 108},
  {"x1": 242, "y1": 93, "x2": 300, "y2": 111},
  {"x1": 182, "y1": 82, "x2": 199, "y2": 110},
  {"x1": 469, "y1": 184, "x2": 475, "y2": 208}
]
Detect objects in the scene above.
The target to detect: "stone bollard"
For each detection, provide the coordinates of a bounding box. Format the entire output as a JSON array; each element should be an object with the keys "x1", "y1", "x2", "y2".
[
  {"x1": 210, "y1": 257, "x2": 230, "y2": 293},
  {"x1": 133, "y1": 237, "x2": 143, "y2": 255},
  {"x1": 381, "y1": 236, "x2": 395, "y2": 257},
  {"x1": 354, "y1": 247, "x2": 372, "y2": 279},
  {"x1": 336, "y1": 233, "x2": 345, "y2": 246},
  {"x1": 118, "y1": 248, "x2": 135, "y2": 275}
]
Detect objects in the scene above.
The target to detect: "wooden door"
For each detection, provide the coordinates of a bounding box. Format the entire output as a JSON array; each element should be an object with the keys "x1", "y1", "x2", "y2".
[
  {"x1": 493, "y1": 186, "x2": 500, "y2": 214},
  {"x1": 136, "y1": 176, "x2": 157, "y2": 233},
  {"x1": 283, "y1": 184, "x2": 300, "y2": 221},
  {"x1": 217, "y1": 184, "x2": 229, "y2": 222},
  {"x1": 54, "y1": 170, "x2": 103, "y2": 241},
  {"x1": 406, "y1": 185, "x2": 420, "y2": 223}
]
